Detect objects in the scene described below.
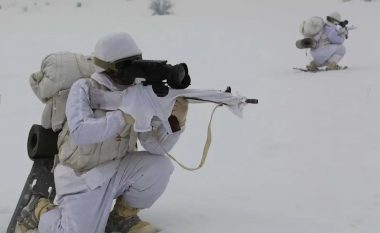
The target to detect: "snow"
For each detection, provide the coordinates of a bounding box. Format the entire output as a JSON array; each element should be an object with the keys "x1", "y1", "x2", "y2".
[{"x1": 1, "y1": 0, "x2": 380, "y2": 232}]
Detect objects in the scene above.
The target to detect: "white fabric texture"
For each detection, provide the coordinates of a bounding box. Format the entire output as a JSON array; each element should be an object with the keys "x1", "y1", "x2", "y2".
[
  {"x1": 41, "y1": 70, "x2": 245, "y2": 232},
  {"x1": 30, "y1": 51, "x2": 95, "y2": 132},
  {"x1": 299, "y1": 16, "x2": 324, "y2": 37},
  {"x1": 41, "y1": 89, "x2": 70, "y2": 132},
  {"x1": 88, "y1": 82, "x2": 247, "y2": 134},
  {"x1": 58, "y1": 72, "x2": 181, "y2": 193},
  {"x1": 64, "y1": 78, "x2": 126, "y2": 146},
  {"x1": 30, "y1": 51, "x2": 95, "y2": 103},
  {"x1": 93, "y1": 32, "x2": 142, "y2": 72},
  {"x1": 310, "y1": 23, "x2": 346, "y2": 66},
  {"x1": 327, "y1": 45, "x2": 346, "y2": 64},
  {"x1": 87, "y1": 82, "x2": 247, "y2": 134},
  {"x1": 311, "y1": 44, "x2": 346, "y2": 66},
  {"x1": 39, "y1": 71, "x2": 180, "y2": 233},
  {"x1": 39, "y1": 152, "x2": 174, "y2": 233},
  {"x1": 118, "y1": 84, "x2": 247, "y2": 133}
]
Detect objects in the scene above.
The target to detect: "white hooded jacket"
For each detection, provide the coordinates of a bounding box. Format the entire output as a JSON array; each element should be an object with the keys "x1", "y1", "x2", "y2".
[{"x1": 55, "y1": 72, "x2": 182, "y2": 195}]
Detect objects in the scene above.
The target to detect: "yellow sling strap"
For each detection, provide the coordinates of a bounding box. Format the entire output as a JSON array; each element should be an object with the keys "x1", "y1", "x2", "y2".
[{"x1": 165, "y1": 104, "x2": 222, "y2": 171}]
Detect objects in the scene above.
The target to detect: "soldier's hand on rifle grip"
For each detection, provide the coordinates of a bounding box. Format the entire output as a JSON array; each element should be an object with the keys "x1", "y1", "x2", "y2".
[
  {"x1": 168, "y1": 115, "x2": 181, "y2": 132},
  {"x1": 171, "y1": 97, "x2": 189, "y2": 129}
]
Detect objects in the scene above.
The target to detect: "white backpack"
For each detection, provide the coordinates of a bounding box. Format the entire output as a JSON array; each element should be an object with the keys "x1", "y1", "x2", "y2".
[{"x1": 30, "y1": 51, "x2": 96, "y2": 131}]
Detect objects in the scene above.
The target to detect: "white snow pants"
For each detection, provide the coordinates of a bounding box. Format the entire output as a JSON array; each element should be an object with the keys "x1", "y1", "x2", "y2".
[
  {"x1": 311, "y1": 44, "x2": 346, "y2": 66},
  {"x1": 38, "y1": 151, "x2": 174, "y2": 233},
  {"x1": 327, "y1": 45, "x2": 346, "y2": 64}
]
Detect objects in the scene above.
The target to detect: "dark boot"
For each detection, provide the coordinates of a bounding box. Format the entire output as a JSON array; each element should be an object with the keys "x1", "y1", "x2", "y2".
[
  {"x1": 306, "y1": 61, "x2": 319, "y2": 72},
  {"x1": 326, "y1": 62, "x2": 342, "y2": 70},
  {"x1": 15, "y1": 195, "x2": 56, "y2": 233}
]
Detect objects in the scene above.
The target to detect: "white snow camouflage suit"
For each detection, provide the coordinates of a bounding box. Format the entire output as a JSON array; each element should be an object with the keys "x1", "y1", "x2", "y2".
[
  {"x1": 310, "y1": 22, "x2": 346, "y2": 66},
  {"x1": 38, "y1": 72, "x2": 179, "y2": 233}
]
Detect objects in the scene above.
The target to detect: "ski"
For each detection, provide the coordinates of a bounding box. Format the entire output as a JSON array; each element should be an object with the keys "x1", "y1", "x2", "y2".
[{"x1": 293, "y1": 66, "x2": 348, "y2": 73}]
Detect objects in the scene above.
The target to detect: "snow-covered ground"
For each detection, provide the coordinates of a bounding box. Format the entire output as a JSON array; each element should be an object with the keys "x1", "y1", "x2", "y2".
[{"x1": 1, "y1": 0, "x2": 380, "y2": 232}]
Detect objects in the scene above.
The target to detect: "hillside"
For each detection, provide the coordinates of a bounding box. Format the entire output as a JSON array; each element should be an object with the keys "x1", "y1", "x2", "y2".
[{"x1": 0, "y1": 0, "x2": 380, "y2": 232}]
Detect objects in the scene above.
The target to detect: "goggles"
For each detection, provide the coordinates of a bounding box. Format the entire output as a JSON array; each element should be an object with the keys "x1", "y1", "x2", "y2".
[{"x1": 94, "y1": 54, "x2": 142, "y2": 71}]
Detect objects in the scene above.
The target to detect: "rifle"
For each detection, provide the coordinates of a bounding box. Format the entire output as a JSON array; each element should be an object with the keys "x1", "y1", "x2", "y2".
[{"x1": 326, "y1": 16, "x2": 357, "y2": 39}]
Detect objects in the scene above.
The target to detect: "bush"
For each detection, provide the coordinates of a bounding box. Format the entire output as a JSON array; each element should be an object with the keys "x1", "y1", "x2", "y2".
[{"x1": 150, "y1": 0, "x2": 174, "y2": 15}]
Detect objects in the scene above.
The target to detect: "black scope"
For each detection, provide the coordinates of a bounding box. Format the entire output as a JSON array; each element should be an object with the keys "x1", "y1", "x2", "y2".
[
  {"x1": 115, "y1": 59, "x2": 191, "y2": 97},
  {"x1": 296, "y1": 38, "x2": 317, "y2": 49},
  {"x1": 339, "y1": 20, "x2": 349, "y2": 28}
]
